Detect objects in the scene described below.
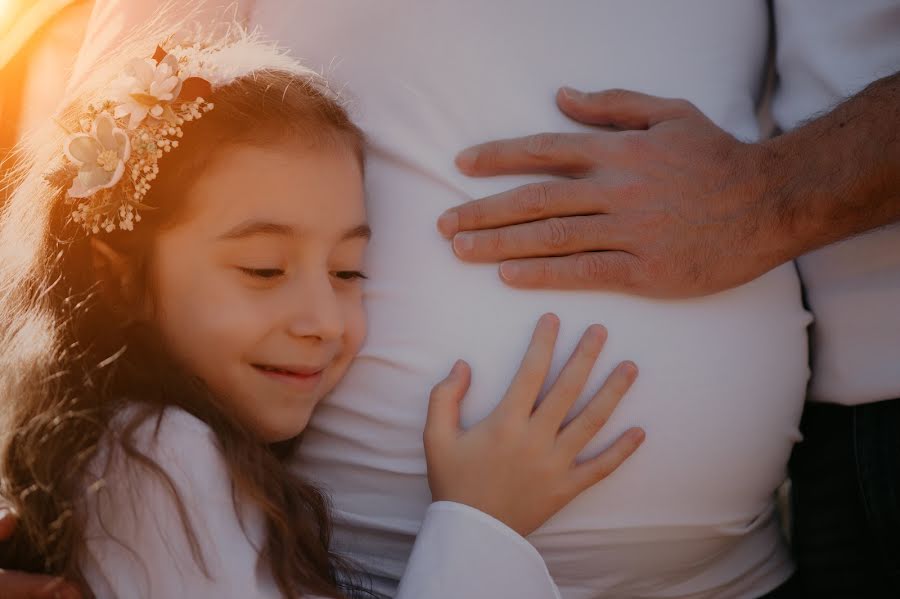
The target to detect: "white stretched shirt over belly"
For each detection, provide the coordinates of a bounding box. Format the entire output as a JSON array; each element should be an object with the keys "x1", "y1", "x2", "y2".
[{"x1": 248, "y1": 1, "x2": 813, "y2": 596}]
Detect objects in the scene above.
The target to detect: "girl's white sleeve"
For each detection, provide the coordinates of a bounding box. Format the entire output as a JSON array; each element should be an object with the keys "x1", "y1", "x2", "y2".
[
  {"x1": 81, "y1": 408, "x2": 560, "y2": 599},
  {"x1": 80, "y1": 408, "x2": 281, "y2": 599},
  {"x1": 395, "y1": 501, "x2": 562, "y2": 599}
]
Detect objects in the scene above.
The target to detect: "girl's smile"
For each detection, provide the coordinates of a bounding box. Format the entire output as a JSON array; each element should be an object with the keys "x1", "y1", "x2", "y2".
[{"x1": 251, "y1": 362, "x2": 326, "y2": 392}]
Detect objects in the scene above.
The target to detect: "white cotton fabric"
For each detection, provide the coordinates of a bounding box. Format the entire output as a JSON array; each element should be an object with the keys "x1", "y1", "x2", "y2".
[
  {"x1": 771, "y1": 0, "x2": 900, "y2": 406},
  {"x1": 81, "y1": 408, "x2": 561, "y2": 599}
]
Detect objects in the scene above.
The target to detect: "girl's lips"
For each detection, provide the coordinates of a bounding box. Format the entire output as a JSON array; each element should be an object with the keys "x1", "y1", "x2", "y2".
[{"x1": 253, "y1": 364, "x2": 324, "y2": 390}]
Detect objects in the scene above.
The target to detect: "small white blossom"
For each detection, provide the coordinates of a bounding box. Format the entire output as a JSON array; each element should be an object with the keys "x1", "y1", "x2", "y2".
[
  {"x1": 64, "y1": 113, "x2": 131, "y2": 199},
  {"x1": 111, "y1": 54, "x2": 183, "y2": 129}
]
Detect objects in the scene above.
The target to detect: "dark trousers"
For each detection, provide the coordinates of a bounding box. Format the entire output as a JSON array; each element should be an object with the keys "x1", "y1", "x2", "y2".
[
  {"x1": 788, "y1": 397, "x2": 900, "y2": 598},
  {"x1": 758, "y1": 574, "x2": 800, "y2": 598}
]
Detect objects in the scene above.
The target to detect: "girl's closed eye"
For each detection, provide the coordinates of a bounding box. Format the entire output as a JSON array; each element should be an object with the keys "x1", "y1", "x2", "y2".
[
  {"x1": 333, "y1": 270, "x2": 368, "y2": 282},
  {"x1": 238, "y1": 266, "x2": 285, "y2": 279}
]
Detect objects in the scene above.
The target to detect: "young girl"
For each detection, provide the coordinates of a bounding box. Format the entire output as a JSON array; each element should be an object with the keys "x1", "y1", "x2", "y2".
[{"x1": 0, "y1": 28, "x2": 644, "y2": 599}]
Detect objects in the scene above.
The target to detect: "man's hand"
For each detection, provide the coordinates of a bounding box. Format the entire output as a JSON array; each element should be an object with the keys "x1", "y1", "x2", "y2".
[
  {"x1": 438, "y1": 76, "x2": 900, "y2": 298},
  {"x1": 0, "y1": 509, "x2": 81, "y2": 599},
  {"x1": 437, "y1": 87, "x2": 787, "y2": 298}
]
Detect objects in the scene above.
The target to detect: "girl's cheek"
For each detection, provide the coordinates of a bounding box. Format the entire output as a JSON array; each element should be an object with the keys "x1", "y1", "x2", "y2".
[{"x1": 343, "y1": 294, "x2": 368, "y2": 358}]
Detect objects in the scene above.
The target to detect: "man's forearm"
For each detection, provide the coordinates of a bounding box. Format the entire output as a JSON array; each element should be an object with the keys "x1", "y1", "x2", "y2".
[{"x1": 762, "y1": 71, "x2": 900, "y2": 257}]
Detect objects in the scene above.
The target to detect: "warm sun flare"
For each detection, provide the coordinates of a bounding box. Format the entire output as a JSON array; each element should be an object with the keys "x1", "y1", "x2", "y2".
[{"x1": 0, "y1": 0, "x2": 16, "y2": 33}]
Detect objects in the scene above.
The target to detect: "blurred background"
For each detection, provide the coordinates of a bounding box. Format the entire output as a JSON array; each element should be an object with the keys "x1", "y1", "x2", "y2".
[{"x1": 0, "y1": 0, "x2": 93, "y2": 174}]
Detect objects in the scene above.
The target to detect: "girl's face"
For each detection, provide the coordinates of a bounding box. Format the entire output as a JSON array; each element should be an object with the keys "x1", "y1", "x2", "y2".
[{"x1": 148, "y1": 142, "x2": 368, "y2": 442}]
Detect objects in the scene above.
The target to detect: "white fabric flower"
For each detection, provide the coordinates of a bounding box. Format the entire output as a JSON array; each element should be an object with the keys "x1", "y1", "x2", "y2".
[
  {"x1": 111, "y1": 54, "x2": 183, "y2": 129},
  {"x1": 64, "y1": 113, "x2": 131, "y2": 199}
]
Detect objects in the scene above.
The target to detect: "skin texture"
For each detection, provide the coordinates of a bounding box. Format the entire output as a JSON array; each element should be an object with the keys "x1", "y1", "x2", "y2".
[{"x1": 439, "y1": 72, "x2": 900, "y2": 298}]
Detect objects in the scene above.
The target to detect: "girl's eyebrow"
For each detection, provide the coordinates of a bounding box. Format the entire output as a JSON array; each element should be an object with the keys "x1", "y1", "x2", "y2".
[{"x1": 218, "y1": 221, "x2": 371, "y2": 241}]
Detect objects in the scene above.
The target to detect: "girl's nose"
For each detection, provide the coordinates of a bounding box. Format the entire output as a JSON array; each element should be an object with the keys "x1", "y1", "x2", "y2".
[{"x1": 286, "y1": 273, "x2": 344, "y2": 342}]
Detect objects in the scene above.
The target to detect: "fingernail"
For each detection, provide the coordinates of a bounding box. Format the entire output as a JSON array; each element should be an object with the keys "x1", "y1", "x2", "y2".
[
  {"x1": 540, "y1": 312, "x2": 560, "y2": 327},
  {"x1": 437, "y1": 211, "x2": 459, "y2": 238},
  {"x1": 453, "y1": 232, "x2": 474, "y2": 254},
  {"x1": 499, "y1": 261, "x2": 520, "y2": 281},
  {"x1": 621, "y1": 361, "x2": 638, "y2": 377},
  {"x1": 629, "y1": 428, "x2": 646, "y2": 444},
  {"x1": 455, "y1": 148, "x2": 478, "y2": 170},
  {"x1": 588, "y1": 324, "x2": 607, "y2": 341},
  {"x1": 0, "y1": 506, "x2": 10, "y2": 519},
  {"x1": 560, "y1": 86, "x2": 584, "y2": 101}
]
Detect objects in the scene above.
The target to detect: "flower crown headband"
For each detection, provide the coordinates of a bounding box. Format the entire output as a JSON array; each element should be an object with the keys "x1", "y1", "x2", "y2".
[{"x1": 44, "y1": 34, "x2": 316, "y2": 234}]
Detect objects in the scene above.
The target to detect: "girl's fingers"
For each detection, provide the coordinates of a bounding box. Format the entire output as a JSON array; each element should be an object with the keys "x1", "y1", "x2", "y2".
[
  {"x1": 497, "y1": 313, "x2": 560, "y2": 416},
  {"x1": 569, "y1": 427, "x2": 645, "y2": 492},
  {"x1": 557, "y1": 361, "x2": 638, "y2": 455},
  {"x1": 532, "y1": 324, "x2": 607, "y2": 430},
  {"x1": 424, "y1": 360, "x2": 472, "y2": 449}
]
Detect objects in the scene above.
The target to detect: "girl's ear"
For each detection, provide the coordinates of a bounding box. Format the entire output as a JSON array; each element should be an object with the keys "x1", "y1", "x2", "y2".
[{"x1": 89, "y1": 237, "x2": 145, "y2": 317}]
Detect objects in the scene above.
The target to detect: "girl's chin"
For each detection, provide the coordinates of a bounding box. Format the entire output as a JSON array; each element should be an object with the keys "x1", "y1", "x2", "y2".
[{"x1": 255, "y1": 413, "x2": 314, "y2": 444}]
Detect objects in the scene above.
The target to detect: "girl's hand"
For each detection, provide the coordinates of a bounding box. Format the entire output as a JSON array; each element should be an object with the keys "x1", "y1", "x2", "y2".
[{"x1": 424, "y1": 313, "x2": 644, "y2": 537}]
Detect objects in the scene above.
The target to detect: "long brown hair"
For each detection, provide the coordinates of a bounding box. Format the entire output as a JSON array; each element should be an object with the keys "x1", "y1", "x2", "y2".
[{"x1": 0, "y1": 41, "x2": 368, "y2": 598}]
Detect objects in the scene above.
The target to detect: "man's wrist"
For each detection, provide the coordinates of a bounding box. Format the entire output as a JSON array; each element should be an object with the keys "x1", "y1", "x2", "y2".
[
  {"x1": 741, "y1": 138, "x2": 810, "y2": 269},
  {"x1": 754, "y1": 72, "x2": 900, "y2": 261}
]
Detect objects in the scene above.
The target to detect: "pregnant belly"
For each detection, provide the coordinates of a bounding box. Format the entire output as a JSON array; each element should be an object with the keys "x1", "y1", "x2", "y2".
[{"x1": 296, "y1": 162, "x2": 811, "y2": 595}]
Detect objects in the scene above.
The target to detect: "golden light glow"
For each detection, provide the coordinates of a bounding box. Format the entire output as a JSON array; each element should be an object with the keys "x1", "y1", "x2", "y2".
[
  {"x1": 0, "y1": 0, "x2": 24, "y2": 68},
  {"x1": 0, "y1": 0, "x2": 13, "y2": 27}
]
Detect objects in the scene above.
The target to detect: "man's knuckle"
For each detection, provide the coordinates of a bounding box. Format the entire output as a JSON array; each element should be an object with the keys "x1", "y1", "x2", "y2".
[
  {"x1": 472, "y1": 143, "x2": 501, "y2": 171},
  {"x1": 524, "y1": 133, "x2": 559, "y2": 159},
  {"x1": 516, "y1": 183, "x2": 552, "y2": 217},
  {"x1": 486, "y1": 230, "x2": 505, "y2": 252},
  {"x1": 574, "y1": 253, "x2": 603, "y2": 282},
  {"x1": 620, "y1": 255, "x2": 648, "y2": 290},
  {"x1": 540, "y1": 218, "x2": 571, "y2": 250},
  {"x1": 462, "y1": 200, "x2": 486, "y2": 227},
  {"x1": 536, "y1": 259, "x2": 557, "y2": 284}
]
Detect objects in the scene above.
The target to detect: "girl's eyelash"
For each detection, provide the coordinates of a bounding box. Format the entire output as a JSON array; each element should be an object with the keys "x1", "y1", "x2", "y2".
[
  {"x1": 239, "y1": 267, "x2": 284, "y2": 279},
  {"x1": 334, "y1": 271, "x2": 368, "y2": 281},
  {"x1": 237, "y1": 268, "x2": 368, "y2": 281}
]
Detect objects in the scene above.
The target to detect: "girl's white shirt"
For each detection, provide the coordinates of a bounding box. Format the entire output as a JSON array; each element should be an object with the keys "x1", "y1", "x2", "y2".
[{"x1": 80, "y1": 407, "x2": 561, "y2": 599}]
